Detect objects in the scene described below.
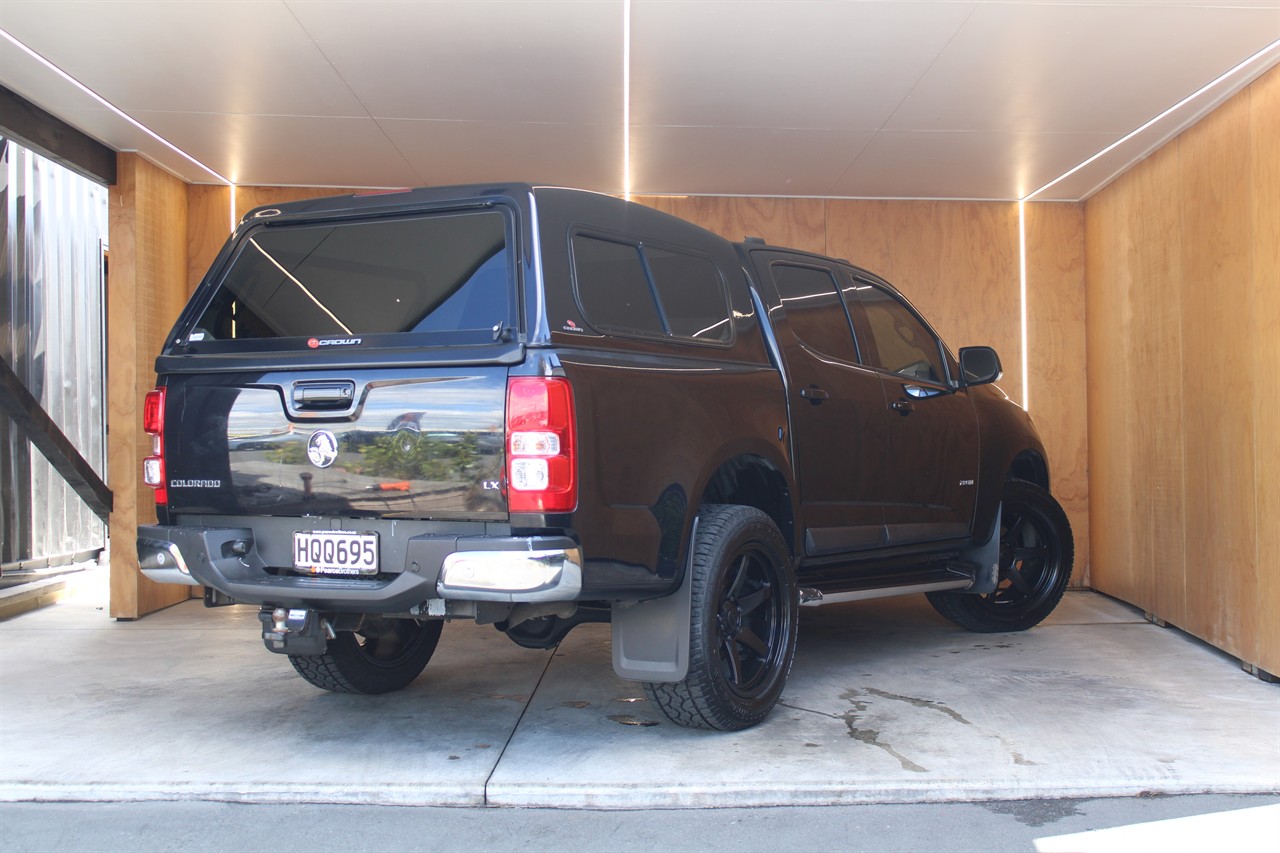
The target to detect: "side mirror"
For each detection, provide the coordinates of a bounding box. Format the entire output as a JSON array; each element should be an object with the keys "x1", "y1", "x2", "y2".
[{"x1": 958, "y1": 346, "x2": 1002, "y2": 387}]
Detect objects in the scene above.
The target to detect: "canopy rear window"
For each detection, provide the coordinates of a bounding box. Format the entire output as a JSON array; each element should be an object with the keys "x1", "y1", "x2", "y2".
[
  {"x1": 570, "y1": 233, "x2": 732, "y2": 345},
  {"x1": 181, "y1": 209, "x2": 513, "y2": 351}
]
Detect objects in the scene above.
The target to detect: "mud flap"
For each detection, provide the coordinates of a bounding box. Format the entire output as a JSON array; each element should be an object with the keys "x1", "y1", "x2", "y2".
[
  {"x1": 963, "y1": 504, "x2": 1001, "y2": 594},
  {"x1": 610, "y1": 522, "x2": 695, "y2": 682}
]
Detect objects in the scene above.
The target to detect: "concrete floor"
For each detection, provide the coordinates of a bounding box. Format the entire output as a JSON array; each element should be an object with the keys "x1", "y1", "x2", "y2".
[
  {"x1": 4, "y1": 796, "x2": 1280, "y2": 853},
  {"x1": 1, "y1": 571, "x2": 1277, "y2": 809}
]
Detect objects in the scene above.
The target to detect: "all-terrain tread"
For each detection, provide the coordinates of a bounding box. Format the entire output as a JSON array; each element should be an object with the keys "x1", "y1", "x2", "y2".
[
  {"x1": 645, "y1": 504, "x2": 796, "y2": 731},
  {"x1": 288, "y1": 619, "x2": 442, "y2": 695},
  {"x1": 289, "y1": 651, "x2": 363, "y2": 693}
]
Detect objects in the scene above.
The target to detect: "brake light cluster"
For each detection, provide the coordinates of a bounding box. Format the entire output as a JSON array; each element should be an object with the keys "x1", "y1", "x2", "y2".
[
  {"x1": 142, "y1": 387, "x2": 167, "y2": 505},
  {"x1": 505, "y1": 377, "x2": 577, "y2": 513}
]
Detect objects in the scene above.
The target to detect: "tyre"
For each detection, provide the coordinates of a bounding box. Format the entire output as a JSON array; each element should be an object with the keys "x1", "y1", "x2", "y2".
[
  {"x1": 645, "y1": 505, "x2": 798, "y2": 731},
  {"x1": 927, "y1": 479, "x2": 1074, "y2": 633},
  {"x1": 289, "y1": 617, "x2": 442, "y2": 694}
]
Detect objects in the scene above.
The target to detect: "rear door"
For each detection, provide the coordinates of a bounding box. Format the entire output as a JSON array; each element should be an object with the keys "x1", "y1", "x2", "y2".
[
  {"x1": 160, "y1": 204, "x2": 519, "y2": 521},
  {"x1": 761, "y1": 256, "x2": 890, "y2": 556}
]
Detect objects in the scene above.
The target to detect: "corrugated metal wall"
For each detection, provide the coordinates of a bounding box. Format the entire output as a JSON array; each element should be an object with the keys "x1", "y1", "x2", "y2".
[{"x1": 0, "y1": 138, "x2": 109, "y2": 569}]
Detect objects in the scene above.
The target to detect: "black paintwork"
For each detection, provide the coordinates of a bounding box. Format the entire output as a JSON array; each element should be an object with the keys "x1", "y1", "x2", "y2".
[
  {"x1": 164, "y1": 368, "x2": 507, "y2": 520},
  {"x1": 150, "y1": 183, "x2": 1050, "y2": 610}
]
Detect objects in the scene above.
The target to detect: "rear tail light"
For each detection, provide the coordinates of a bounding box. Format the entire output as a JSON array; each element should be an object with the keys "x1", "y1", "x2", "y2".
[
  {"x1": 143, "y1": 387, "x2": 167, "y2": 506},
  {"x1": 506, "y1": 377, "x2": 576, "y2": 513}
]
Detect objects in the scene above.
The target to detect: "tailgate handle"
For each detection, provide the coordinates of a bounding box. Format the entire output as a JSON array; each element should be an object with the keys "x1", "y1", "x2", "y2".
[{"x1": 292, "y1": 381, "x2": 356, "y2": 410}]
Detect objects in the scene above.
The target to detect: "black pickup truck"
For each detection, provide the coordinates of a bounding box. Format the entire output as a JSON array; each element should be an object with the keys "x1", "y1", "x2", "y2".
[{"x1": 138, "y1": 184, "x2": 1072, "y2": 730}]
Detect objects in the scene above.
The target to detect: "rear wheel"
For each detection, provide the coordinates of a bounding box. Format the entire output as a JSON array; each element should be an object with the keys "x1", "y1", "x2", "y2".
[
  {"x1": 501, "y1": 615, "x2": 577, "y2": 650},
  {"x1": 646, "y1": 505, "x2": 798, "y2": 731},
  {"x1": 289, "y1": 617, "x2": 442, "y2": 694},
  {"x1": 927, "y1": 479, "x2": 1074, "y2": 632}
]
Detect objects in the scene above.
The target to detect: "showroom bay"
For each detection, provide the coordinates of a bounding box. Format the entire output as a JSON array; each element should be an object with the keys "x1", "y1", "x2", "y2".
[{"x1": 0, "y1": 2, "x2": 1277, "y2": 839}]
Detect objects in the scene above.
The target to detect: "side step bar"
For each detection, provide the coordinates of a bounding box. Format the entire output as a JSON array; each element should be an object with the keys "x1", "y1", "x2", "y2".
[{"x1": 799, "y1": 577, "x2": 972, "y2": 607}]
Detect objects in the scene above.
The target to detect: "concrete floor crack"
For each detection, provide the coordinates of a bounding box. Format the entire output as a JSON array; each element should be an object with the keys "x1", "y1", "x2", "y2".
[
  {"x1": 481, "y1": 645, "x2": 558, "y2": 804},
  {"x1": 777, "y1": 701, "x2": 843, "y2": 720}
]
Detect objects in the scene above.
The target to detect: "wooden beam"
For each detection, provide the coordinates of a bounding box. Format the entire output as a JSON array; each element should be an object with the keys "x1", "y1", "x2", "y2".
[
  {"x1": 0, "y1": 85, "x2": 116, "y2": 185},
  {"x1": 0, "y1": 355, "x2": 112, "y2": 521}
]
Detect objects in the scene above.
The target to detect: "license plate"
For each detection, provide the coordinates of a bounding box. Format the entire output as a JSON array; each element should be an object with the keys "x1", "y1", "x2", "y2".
[{"x1": 293, "y1": 531, "x2": 379, "y2": 576}]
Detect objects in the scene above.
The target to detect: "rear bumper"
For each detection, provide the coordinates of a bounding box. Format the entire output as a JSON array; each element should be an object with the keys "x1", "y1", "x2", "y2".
[{"x1": 137, "y1": 523, "x2": 581, "y2": 612}]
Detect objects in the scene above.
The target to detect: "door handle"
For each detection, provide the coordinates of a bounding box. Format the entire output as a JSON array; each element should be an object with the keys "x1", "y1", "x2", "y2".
[
  {"x1": 292, "y1": 381, "x2": 356, "y2": 410},
  {"x1": 800, "y1": 386, "x2": 830, "y2": 404},
  {"x1": 891, "y1": 400, "x2": 915, "y2": 416}
]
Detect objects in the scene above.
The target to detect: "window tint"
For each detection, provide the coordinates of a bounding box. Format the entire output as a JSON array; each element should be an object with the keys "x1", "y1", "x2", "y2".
[
  {"x1": 645, "y1": 247, "x2": 731, "y2": 342},
  {"x1": 846, "y1": 279, "x2": 946, "y2": 383},
  {"x1": 188, "y1": 211, "x2": 510, "y2": 345},
  {"x1": 571, "y1": 236, "x2": 733, "y2": 343},
  {"x1": 771, "y1": 263, "x2": 859, "y2": 363},
  {"x1": 571, "y1": 235, "x2": 665, "y2": 335}
]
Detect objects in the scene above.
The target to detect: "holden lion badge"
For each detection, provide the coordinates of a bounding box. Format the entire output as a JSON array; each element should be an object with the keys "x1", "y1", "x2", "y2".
[{"x1": 307, "y1": 430, "x2": 339, "y2": 468}]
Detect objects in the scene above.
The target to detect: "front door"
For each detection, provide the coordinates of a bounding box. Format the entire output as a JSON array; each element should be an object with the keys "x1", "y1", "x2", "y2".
[{"x1": 844, "y1": 275, "x2": 980, "y2": 545}]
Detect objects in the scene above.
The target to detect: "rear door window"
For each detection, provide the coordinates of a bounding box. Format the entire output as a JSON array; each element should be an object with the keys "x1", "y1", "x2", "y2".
[
  {"x1": 183, "y1": 209, "x2": 513, "y2": 350},
  {"x1": 770, "y1": 263, "x2": 861, "y2": 364}
]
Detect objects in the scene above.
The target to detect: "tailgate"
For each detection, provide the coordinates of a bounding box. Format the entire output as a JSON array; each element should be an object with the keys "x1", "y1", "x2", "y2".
[{"x1": 164, "y1": 368, "x2": 507, "y2": 519}]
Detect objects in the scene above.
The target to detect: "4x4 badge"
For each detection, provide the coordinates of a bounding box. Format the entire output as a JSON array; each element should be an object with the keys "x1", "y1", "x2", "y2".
[{"x1": 307, "y1": 430, "x2": 339, "y2": 468}]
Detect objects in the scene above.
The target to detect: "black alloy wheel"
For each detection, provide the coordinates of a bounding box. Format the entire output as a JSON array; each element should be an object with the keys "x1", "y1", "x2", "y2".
[
  {"x1": 714, "y1": 548, "x2": 786, "y2": 697},
  {"x1": 928, "y1": 478, "x2": 1074, "y2": 633},
  {"x1": 646, "y1": 504, "x2": 798, "y2": 730}
]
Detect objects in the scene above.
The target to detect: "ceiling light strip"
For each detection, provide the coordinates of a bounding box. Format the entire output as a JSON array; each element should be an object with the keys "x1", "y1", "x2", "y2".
[
  {"x1": 622, "y1": 0, "x2": 632, "y2": 200},
  {"x1": 1018, "y1": 200, "x2": 1029, "y2": 413},
  {"x1": 1024, "y1": 37, "x2": 1280, "y2": 201},
  {"x1": 0, "y1": 27, "x2": 233, "y2": 186}
]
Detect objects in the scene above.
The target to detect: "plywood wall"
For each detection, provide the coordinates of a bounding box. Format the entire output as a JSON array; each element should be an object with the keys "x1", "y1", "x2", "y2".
[
  {"x1": 642, "y1": 196, "x2": 828, "y2": 255},
  {"x1": 1085, "y1": 65, "x2": 1279, "y2": 675},
  {"x1": 1252, "y1": 64, "x2": 1280, "y2": 680},
  {"x1": 186, "y1": 184, "x2": 232, "y2": 294},
  {"x1": 639, "y1": 195, "x2": 1090, "y2": 586},
  {"x1": 1023, "y1": 203, "x2": 1090, "y2": 592},
  {"x1": 107, "y1": 153, "x2": 192, "y2": 619}
]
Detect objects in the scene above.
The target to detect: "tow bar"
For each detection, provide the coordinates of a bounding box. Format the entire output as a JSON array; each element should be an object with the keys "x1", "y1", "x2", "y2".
[{"x1": 259, "y1": 608, "x2": 334, "y2": 656}]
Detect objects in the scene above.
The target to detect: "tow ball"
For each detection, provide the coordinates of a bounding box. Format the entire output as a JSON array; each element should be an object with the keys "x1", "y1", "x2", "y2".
[{"x1": 259, "y1": 607, "x2": 334, "y2": 656}]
